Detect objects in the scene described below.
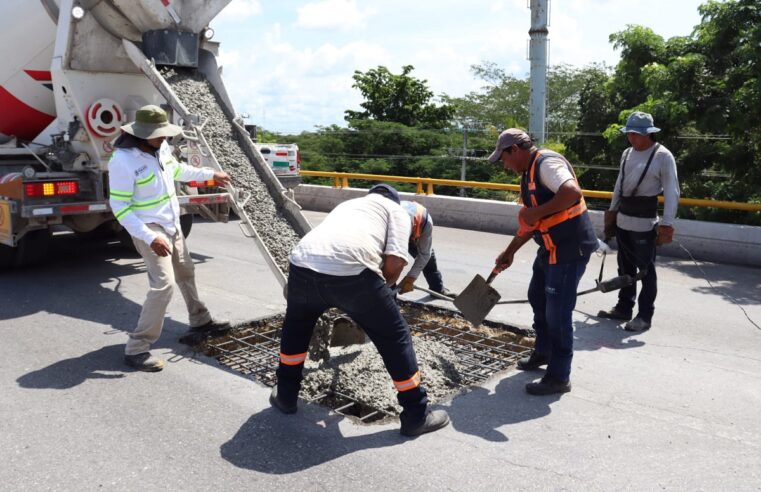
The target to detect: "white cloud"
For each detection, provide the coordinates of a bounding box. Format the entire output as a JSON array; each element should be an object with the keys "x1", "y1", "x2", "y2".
[
  {"x1": 295, "y1": 0, "x2": 376, "y2": 30},
  {"x1": 215, "y1": 0, "x2": 262, "y2": 23}
]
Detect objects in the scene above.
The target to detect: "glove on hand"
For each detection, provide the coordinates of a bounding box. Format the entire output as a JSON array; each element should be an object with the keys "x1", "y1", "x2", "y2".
[
  {"x1": 603, "y1": 210, "x2": 618, "y2": 241},
  {"x1": 656, "y1": 225, "x2": 674, "y2": 246},
  {"x1": 399, "y1": 276, "x2": 415, "y2": 294}
]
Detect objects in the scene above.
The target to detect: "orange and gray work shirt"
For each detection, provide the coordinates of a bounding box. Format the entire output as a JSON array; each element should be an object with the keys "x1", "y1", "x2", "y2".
[
  {"x1": 108, "y1": 142, "x2": 214, "y2": 246},
  {"x1": 401, "y1": 201, "x2": 433, "y2": 280}
]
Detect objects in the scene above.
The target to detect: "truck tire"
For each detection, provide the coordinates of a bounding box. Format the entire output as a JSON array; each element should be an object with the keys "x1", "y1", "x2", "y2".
[
  {"x1": 14, "y1": 229, "x2": 51, "y2": 268},
  {"x1": 0, "y1": 244, "x2": 15, "y2": 270},
  {"x1": 180, "y1": 213, "x2": 193, "y2": 238}
]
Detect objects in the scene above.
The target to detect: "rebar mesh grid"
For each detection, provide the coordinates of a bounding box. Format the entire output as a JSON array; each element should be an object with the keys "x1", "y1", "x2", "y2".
[{"x1": 202, "y1": 307, "x2": 531, "y2": 423}]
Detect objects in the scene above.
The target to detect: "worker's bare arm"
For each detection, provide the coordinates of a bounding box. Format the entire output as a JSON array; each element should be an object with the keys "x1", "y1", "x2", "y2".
[{"x1": 382, "y1": 254, "x2": 407, "y2": 286}]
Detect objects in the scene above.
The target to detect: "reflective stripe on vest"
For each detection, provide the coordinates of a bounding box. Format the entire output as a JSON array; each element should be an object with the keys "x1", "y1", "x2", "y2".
[
  {"x1": 401, "y1": 201, "x2": 428, "y2": 241},
  {"x1": 526, "y1": 151, "x2": 588, "y2": 265},
  {"x1": 279, "y1": 352, "x2": 307, "y2": 366},
  {"x1": 393, "y1": 370, "x2": 421, "y2": 392}
]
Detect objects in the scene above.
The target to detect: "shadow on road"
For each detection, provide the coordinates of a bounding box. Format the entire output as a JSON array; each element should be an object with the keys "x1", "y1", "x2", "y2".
[
  {"x1": 16, "y1": 344, "x2": 127, "y2": 389},
  {"x1": 221, "y1": 407, "x2": 401, "y2": 474}
]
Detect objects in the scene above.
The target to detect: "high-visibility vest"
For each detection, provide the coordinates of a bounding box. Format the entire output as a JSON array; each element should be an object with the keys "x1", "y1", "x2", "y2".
[
  {"x1": 520, "y1": 150, "x2": 597, "y2": 264},
  {"x1": 401, "y1": 201, "x2": 429, "y2": 241}
]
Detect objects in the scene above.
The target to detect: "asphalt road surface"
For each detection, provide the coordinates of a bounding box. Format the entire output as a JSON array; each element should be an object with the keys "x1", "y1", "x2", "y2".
[{"x1": 1, "y1": 213, "x2": 760, "y2": 490}]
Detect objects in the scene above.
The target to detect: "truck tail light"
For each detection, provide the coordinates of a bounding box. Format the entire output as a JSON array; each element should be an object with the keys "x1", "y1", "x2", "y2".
[
  {"x1": 297, "y1": 151, "x2": 301, "y2": 164},
  {"x1": 187, "y1": 179, "x2": 217, "y2": 187},
  {"x1": 25, "y1": 181, "x2": 79, "y2": 197}
]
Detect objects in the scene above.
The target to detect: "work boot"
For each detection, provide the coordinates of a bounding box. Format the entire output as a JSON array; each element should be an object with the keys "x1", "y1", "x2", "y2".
[
  {"x1": 269, "y1": 386, "x2": 297, "y2": 414},
  {"x1": 516, "y1": 351, "x2": 549, "y2": 371},
  {"x1": 400, "y1": 410, "x2": 450, "y2": 437},
  {"x1": 124, "y1": 352, "x2": 165, "y2": 372},
  {"x1": 191, "y1": 318, "x2": 231, "y2": 333},
  {"x1": 624, "y1": 317, "x2": 651, "y2": 332},
  {"x1": 525, "y1": 376, "x2": 571, "y2": 396},
  {"x1": 597, "y1": 306, "x2": 632, "y2": 321},
  {"x1": 435, "y1": 287, "x2": 457, "y2": 299}
]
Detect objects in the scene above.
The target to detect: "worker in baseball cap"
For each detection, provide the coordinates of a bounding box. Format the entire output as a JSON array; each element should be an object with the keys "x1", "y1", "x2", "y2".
[
  {"x1": 490, "y1": 128, "x2": 597, "y2": 396},
  {"x1": 272, "y1": 183, "x2": 449, "y2": 437}
]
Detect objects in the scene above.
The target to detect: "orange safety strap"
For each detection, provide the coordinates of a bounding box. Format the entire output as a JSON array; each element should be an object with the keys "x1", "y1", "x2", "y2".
[
  {"x1": 526, "y1": 151, "x2": 588, "y2": 265},
  {"x1": 393, "y1": 371, "x2": 421, "y2": 392},
  {"x1": 279, "y1": 352, "x2": 307, "y2": 366}
]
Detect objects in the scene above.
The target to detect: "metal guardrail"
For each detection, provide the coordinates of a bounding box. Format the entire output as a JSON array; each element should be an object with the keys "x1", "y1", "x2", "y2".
[{"x1": 300, "y1": 170, "x2": 761, "y2": 212}]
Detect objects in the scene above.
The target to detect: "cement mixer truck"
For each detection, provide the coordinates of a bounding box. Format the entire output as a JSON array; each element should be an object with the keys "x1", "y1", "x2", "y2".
[{"x1": 0, "y1": 0, "x2": 238, "y2": 269}]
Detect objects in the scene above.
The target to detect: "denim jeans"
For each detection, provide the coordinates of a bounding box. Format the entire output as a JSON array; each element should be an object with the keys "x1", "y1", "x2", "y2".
[
  {"x1": 407, "y1": 242, "x2": 444, "y2": 292},
  {"x1": 277, "y1": 264, "x2": 429, "y2": 427},
  {"x1": 615, "y1": 227, "x2": 657, "y2": 322},
  {"x1": 527, "y1": 253, "x2": 590, "y2": 382}
]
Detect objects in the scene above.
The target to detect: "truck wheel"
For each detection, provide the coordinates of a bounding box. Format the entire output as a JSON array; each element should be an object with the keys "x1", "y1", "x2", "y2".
[
  {"x1": 0, "y1": 244, "x2": 16, "y2": 270},
  {"x1": 180, "y1": 214, "x2": 193, "y2": 238},
  {"x1": 14, "y1": 229, "x2": 51, "y2": 268}
]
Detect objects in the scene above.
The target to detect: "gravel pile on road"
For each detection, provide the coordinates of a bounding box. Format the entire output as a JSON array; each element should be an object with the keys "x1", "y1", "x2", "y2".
[
  {"x1": 301, "y1": 338, "x2": 466, "y2": 415},
  {"x1": 163, "y1": 69, "x2": 302, "y2": 272}
]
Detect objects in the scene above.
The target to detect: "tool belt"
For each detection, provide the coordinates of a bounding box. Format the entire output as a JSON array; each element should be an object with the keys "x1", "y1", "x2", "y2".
[{"x1": 619, "y1": 195, "x2": 658, "y2": 218}]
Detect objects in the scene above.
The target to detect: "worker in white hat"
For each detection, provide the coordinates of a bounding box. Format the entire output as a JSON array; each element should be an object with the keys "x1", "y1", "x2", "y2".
[
  {"x1": 108, "y1": 104, "x2": 232, "y2": 372},
  {"x1": 599, "y1": 111, "x2": 680, "y2": 332}
]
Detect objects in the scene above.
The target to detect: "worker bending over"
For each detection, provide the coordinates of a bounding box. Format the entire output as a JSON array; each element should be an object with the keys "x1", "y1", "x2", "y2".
[
  {"x1": 272, "y1": 184, "x2": 450, "y2": 437},
  {"x1": 398, "y1": 200, "x2": 455, "y2": 298},
  {"x1": 489, "y1": 129, "x2": 597, "y2": 395}
]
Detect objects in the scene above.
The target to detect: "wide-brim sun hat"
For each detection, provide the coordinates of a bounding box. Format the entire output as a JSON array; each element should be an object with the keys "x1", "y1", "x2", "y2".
[
  {"x1": 620, "y1": 111, "x2": 660, "y2": 135},
  {"x1": 121, "y1": 104, "x2": 182, "y2": 139}
]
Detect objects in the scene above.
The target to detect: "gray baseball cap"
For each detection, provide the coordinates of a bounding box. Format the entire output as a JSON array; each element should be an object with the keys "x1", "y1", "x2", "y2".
[
  {"x1": 620, "y1": 111, "x2": 661, "y2": 135},
  {"x1": 488, "y1": 128, "x2": 533, "y2": 163}
]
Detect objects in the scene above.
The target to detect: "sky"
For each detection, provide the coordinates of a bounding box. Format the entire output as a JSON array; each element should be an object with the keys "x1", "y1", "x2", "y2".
[{"x1": 209, "y1": 0, "x2": 706, "y2": 134}]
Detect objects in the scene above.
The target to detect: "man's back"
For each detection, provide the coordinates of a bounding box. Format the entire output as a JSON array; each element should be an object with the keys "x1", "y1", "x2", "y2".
[{"x1": 290, "y1": 194, "x2": 410, "y2": 278}]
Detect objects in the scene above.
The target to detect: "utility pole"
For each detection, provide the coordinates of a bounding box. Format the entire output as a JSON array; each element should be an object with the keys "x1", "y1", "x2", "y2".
[
  {"x1": 460, "y1": 127, "x2": 468, "y2": 197},
  {"x1": 528, "y1": 0, "x2": 549, "y2": 144}
]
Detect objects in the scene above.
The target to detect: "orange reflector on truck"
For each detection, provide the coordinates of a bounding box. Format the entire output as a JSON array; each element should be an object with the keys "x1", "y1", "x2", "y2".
[
  {"x1": 187, "y1": 179, "x2": 217, "y2": 187},
  {"x1": 25, "y1": 181, "x2": 79, "y2": 197}
]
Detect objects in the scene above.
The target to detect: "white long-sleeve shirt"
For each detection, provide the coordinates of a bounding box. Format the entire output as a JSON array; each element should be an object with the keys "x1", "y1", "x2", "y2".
[
  {"x1": 610, "y1": 143, "x2": 680, "y2": 232},
  {"x1": 289, "y1": 193, "x2": 410, "y2": 278},
  {"x1": 108, "y1": 142, "x2": 214, "y2": 246}
]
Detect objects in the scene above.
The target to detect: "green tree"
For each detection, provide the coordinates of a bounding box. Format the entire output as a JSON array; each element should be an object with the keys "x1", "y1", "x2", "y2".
[{"x1": 344, "y1": 65, "x2": 454, "y2": 129}]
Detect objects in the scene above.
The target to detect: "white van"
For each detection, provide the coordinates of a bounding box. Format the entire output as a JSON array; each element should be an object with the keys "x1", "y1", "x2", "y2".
[{"x1": 254, "y1": 143, "x2": 301, "y2": 188}]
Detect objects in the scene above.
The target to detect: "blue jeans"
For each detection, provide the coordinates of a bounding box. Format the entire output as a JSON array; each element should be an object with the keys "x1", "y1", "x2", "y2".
[
  {"x1": 527, "y1": 254, "x2": 590, "y2": 382},
  {"x1": 407, "y1": 243, "x2": 444, "y2": 292},
  {"x1": 615, "y1": 227, "x2": 657, "y2": 322},
  {"x1": 277, "y1": 264, "x2": 429, "y2": 427}
]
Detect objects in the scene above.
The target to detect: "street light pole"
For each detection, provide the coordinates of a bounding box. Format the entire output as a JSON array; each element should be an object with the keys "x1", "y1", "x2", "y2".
[{"x1": 460, "y1": 127, "x2": 468, "y2": 197}]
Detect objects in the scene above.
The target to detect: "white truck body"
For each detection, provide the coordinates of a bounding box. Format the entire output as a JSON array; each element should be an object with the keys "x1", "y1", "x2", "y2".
[{"x1": 0, "y1": 0, "x2": 233, "y2": 267}]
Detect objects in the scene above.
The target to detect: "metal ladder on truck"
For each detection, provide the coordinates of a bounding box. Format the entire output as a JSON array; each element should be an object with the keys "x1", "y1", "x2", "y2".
[{"x1": 123, "y1": 40, "x2": 312, "y2": 289}]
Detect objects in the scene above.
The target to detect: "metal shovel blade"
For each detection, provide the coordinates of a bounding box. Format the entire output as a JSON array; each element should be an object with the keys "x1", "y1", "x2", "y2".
[{"x1": 453, "y1": 274, "x2": 502, "y2": 326}]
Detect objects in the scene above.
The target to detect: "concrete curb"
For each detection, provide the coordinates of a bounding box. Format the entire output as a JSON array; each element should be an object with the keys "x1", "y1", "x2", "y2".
[{"x1": 294, "y1": 184, "x2": 761, "y2": 267}]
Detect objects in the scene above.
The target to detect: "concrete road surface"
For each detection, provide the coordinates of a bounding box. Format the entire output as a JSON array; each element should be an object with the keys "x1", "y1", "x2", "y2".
[{"x1": 1, "y1": 213, "x2": 760, "y2": 491}]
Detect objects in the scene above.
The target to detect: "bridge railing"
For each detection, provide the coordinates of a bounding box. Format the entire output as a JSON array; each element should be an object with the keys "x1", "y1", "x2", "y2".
[{"x1": 300, "y1": 170, "x2": 761, "y2": 212}]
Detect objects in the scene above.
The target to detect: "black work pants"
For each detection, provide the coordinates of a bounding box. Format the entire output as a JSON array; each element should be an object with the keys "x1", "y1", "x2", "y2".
[
  {"x1": 615, "y1": 227, "x2": 658, "y2": 322},
  {"x1": 276, "y1": 264, "x2": 429, "y2": 427}
]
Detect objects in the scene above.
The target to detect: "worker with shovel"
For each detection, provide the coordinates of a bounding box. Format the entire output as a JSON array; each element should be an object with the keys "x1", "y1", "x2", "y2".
[
  {"x1": 488, "y1": 129, "x2": 597, "y2": 395},
  {"x1": 397, "y1": 200, "x2": 456, "y2": 299},
  {"x1": 271, "y1": 184, "x2": 450, "y2": 437}
]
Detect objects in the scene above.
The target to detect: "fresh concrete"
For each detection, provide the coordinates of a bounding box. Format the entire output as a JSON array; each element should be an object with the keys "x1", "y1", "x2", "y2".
[
  {"x1": 295, "y1": 184, "x2": 761, "y2": 267},
  {"x1": 1, "y1": 216, "x2": 760, "y2": 490}
]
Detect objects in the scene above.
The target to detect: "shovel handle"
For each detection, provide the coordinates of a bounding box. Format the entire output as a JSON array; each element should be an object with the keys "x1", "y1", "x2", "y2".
[{"x1": 486, "y1": 267, "x2": 500, "y2": 284}]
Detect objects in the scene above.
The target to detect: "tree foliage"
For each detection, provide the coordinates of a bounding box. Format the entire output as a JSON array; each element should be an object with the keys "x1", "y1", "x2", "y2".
[
  {"x1": 344, "y1": 65, "x2": 454, "y2": 129},
  {"x1": 566, "y1": 0, "x2": 761, "y2": 224}
]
